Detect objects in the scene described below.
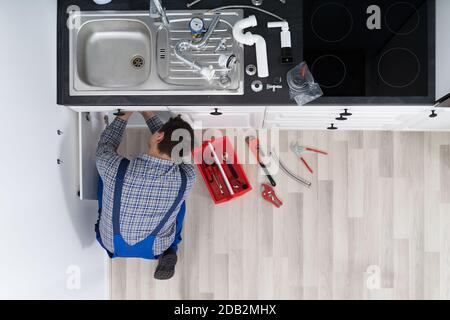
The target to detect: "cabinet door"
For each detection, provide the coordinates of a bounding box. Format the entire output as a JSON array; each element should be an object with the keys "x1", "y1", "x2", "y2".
[
  {"x1": 168, "y1": 107, "x2": 266, "y2": 129},
  {"x1": 264, "y1": 106, "x2": 425, "y2": 131},
  {"x1": 79, "y1": 112, "x2": 108, "y2": 200},
  {"x1": 69, "y1": 106, "x2": 169, "y2": 113},
  {"x1": 404, "y1": 108, "x2": 450, "y2": 131}
]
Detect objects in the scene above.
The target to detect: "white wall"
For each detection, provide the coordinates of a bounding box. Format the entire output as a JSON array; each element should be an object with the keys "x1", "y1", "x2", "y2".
[
  {"x1": 0, "y1": 0, "x2": 106, "y2": 299},
  {"x1": 436, "y1": 0, "x2": 450, "y2": 100}
]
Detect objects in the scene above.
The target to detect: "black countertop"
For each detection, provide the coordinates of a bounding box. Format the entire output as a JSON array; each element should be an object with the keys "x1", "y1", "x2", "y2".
[
  {"x1": 57, "y1": 0, "x2": 303, "y2": 107},
  {"x1": 57, "y1": 0, "x2": 435, "y2": 107}
]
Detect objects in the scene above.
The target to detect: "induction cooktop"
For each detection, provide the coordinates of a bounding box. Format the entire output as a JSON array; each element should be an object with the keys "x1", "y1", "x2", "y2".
[{"x1": 303, "y1": 0, "x2": 434, "y2": 99}]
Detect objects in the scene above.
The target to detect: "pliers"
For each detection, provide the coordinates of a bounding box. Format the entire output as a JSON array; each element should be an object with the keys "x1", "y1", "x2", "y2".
[{"x1": 290, "y1": 142, "x2": 328, "y2": 174}]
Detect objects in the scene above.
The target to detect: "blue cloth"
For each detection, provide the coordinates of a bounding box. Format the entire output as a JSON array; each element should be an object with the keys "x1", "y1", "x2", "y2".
[
  {"x1": 169, "y1": 201, "x2": 186, "y2": 252},
  {"x1": 96, "y1": 158, "x2": 187, "y2": 259}
]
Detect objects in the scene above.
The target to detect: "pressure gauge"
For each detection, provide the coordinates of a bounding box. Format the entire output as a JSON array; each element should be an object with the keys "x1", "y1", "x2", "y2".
[{"x1": 189, "y1": 17, "x2": 205, "y2": 38}]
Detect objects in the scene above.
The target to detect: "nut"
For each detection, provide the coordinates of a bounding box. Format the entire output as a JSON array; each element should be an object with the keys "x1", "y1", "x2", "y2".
[
  {"x1": 246, "y1": 64, "x2": 257, "y2": 76},
  {"x1": 251, "y1": 80, "x2": 263, "y2": 92},
  {"x1": 219, "y1": 75, "x2": 232, "y2": 88}
]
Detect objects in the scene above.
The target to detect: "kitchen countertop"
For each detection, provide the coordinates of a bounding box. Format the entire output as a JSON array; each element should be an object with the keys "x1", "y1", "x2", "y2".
[
  {"x1": 57, "y1": 0, "x2": 303, "y2": 107},
  {"x1": 57, "y1": 0, "x2": 436, "y2": 107}
]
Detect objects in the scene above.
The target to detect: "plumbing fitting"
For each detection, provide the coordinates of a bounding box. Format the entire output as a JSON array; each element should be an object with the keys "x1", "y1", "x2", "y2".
[
  {"x1": 246, "y1": 64, "x2": 257, "y2": 76},
  {"x1": 214, "y1": 38, "x2": 228, "y2": 52},
  {"x1": 218, "y1": 54, "x2": 237, "y2": 69},
  {"x1": 267, "y1": 21, "x2": 293, "y2": 64},
  {"x1": 174, "y1": 15, "x2": 221, "y2": 81},
  {"x1": 189, "y1": 17, "x2": 205, "y2": 38},
  {"x1": 266, "y1": 84, "x2": 283, "y2": 92},
  {"x1": 219, "y1": 75, "x2": 232, "y2": 88},
  {"x1": 251, "y1": 80, "x2": 263, "y2": 92},
  {"x1": 233, "y1": 15, "x2": 269, "y2": 78}
]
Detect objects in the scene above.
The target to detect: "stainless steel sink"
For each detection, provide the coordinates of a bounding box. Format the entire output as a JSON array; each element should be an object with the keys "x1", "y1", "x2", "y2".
[
  {"x1": 69, "y1": 10, "x2": 244, "y2": 96},
  {"x1": 76, "y1": 19, "x2": 152, "y2": 88}
]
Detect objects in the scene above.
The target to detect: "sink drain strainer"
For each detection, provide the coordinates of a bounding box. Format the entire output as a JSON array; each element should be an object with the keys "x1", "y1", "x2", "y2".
[{"x1": 131, "y1": 55, "x2": 145, "y2": 69}]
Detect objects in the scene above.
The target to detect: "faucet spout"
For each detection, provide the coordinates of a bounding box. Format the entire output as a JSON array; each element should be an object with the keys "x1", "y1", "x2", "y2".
[{"x1": 150, "y1": 0, "x2": 169, "y2": 27}]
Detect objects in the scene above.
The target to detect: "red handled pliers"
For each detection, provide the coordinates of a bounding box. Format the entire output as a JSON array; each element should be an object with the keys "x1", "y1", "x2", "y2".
[{"x1": 290, "y1": 142, "x2": 328, "y2": 174}]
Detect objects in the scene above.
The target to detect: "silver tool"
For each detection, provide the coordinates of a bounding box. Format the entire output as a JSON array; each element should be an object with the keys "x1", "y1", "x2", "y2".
[
  {"x1": 212, "y1": 170, "x2": 225, "y2": 194},
  {"x1": 251, "y1": 80, "x2": 263, "y2": 92},
  {"x1": 208, "y1": 142, "x2": 234, "y2": 195},
  {"x1": 187, "y1": 0, "x2": 203, "y2": 8}
]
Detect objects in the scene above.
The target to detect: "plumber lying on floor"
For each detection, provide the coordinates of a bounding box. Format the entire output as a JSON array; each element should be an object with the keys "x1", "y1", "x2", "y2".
[{"x1": 95, "y1": 111, "x2": 196, "y2": 280}]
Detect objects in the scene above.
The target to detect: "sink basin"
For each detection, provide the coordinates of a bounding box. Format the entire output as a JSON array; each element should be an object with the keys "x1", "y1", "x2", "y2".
[
  {"x1": 69, "y1": 10, "x2": 244, "y2": 96},
  {"x1": 76, "y1": 20, "x2": 151, "y2": 88}
]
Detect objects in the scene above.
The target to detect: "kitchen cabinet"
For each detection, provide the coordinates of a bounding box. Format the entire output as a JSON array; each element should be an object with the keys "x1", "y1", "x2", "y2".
[
  {"x1": 168, "y1": 107, "x2": 266, "y2": 129},
  {"x1": 264, "y1": 106, "x2": 438, "y2": 131},
  {"x1": 402, "y1": 108, "x2": 450, "y2": 131},
  {"x1": 78, "y1": 111, "x2": 171, "y2": 200},
  {"x1": 76, "y1": 106, "x2": 449, "y2": 201},
  {"x1": 69, "y1": 106, "x2": 168, "y2": 113}
]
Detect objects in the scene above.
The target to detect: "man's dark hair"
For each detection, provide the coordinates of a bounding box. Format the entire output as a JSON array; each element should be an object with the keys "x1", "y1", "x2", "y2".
[{"x1": 157, "y1": 115, "x2": 195, "y2": 158}]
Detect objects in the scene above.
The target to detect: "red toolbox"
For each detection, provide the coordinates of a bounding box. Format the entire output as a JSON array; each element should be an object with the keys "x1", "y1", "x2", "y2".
[{"x1": 192, "y1": 136, "x2": 252, "y2": 204}]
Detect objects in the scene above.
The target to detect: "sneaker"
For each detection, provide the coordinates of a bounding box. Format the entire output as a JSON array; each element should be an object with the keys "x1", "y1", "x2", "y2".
[{"x1": 154, "y1": 249, "x2": 177, "y2": 280}]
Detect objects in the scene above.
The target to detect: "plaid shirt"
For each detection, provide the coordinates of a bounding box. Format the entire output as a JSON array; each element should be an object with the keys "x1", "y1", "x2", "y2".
[{"x1": 96, "y1": 116, "x2": 196, "y2": 256}]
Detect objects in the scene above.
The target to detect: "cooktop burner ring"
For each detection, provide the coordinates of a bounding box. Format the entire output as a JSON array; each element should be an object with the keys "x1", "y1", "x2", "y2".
[
  {"x1": 385, "y1": 2, "x2": 420, "y2": 36},
  {"x1": 311, "y1": 2, "x2": 354, "y2": 43},
  {"x1": 378, "y1": 47, "x2": 421, "y2": 89},
  {"x1": 311, "y1": 55, "x2": 347, "y2": 89}
]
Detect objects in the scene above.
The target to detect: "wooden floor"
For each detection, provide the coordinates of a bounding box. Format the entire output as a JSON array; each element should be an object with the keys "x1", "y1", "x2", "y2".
[{"x1": 109, "y1": 129, "x2": 450, "y2": 300}]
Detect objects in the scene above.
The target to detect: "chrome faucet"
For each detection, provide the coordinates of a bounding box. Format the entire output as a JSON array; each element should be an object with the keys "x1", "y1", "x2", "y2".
[{"x1": 150, "y1": 0, "x2": 169, "y2": 27}]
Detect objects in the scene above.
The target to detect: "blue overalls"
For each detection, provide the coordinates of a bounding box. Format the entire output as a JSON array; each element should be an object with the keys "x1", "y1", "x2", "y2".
[{"x1": 95, "y1": 158, "x2": 187, "y2": 260}]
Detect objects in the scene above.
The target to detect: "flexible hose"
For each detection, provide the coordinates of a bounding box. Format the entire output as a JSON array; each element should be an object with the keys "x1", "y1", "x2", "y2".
[
  {"x1": 208, "y1": 5, "x2": 285, "y2": 22},
  {"x1": 270, "y1": 150, "x2": 312, "y2": 188}
]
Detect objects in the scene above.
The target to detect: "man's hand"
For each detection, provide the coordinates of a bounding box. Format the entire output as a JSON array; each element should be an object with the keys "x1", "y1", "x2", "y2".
[
  {"x1": 141, "y1": 111, "x2": 156, "y2": 122},
  {"x1": 118, "y1": 111, "x2": 133, "y2": 122}
]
